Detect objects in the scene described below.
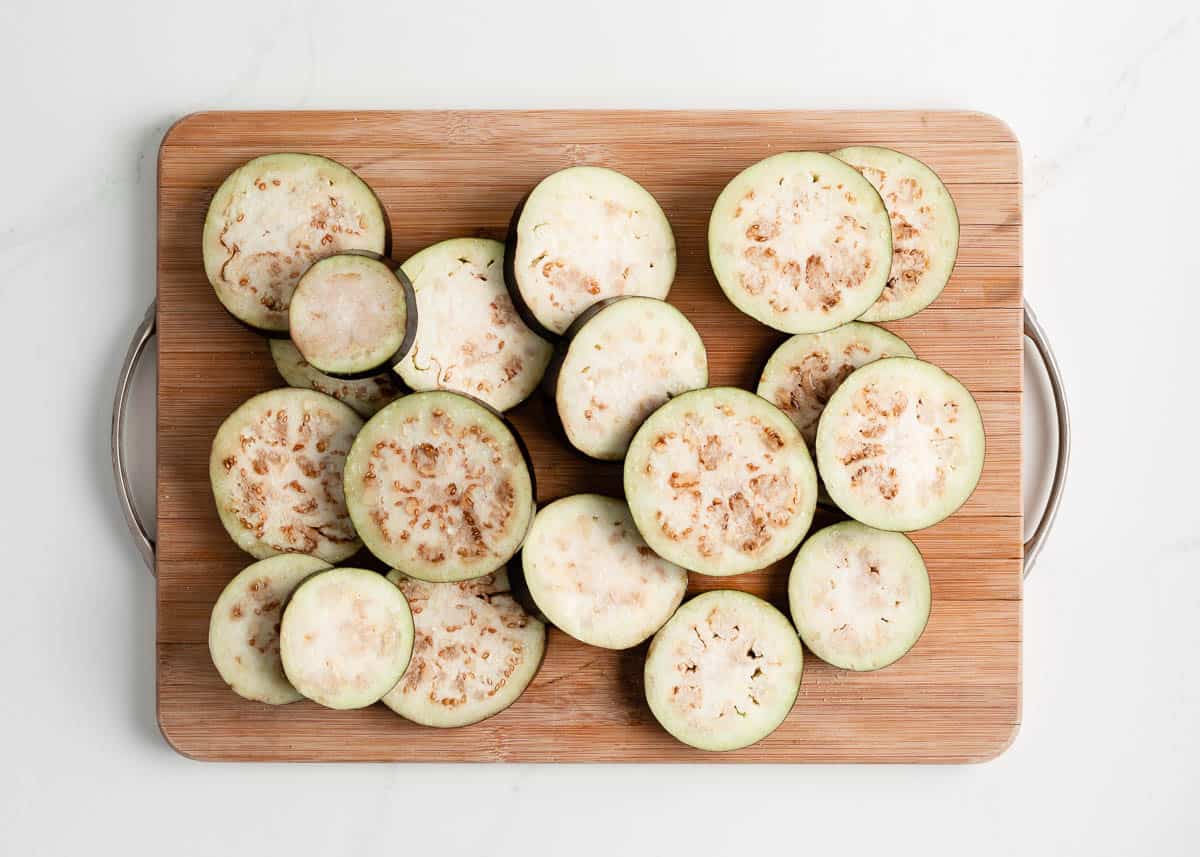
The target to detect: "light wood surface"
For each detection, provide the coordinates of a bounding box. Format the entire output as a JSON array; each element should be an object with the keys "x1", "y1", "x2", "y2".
[{"x1": 156, "y1": 110, "x2": 1022, "y2": 763}]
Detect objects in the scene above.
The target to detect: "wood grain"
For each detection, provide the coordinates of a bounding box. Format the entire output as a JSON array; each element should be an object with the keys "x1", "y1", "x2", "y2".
[{"x1": 156, "y1": 110, "x2": 1022, "y2": 763}]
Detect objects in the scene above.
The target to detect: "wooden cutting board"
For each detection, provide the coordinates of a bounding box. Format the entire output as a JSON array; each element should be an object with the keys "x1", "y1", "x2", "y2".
[{"x1": 156, "y1": 110, "x2": 1021, "y2": 763}]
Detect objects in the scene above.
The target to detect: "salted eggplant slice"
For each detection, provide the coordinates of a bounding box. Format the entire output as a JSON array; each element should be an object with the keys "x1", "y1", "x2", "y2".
[
  {"x1": 708, "y1": 152, "x2": 892, "y2": 333},
  {"x1": 555, "y1": 297, "x2": 708, "y2": 460},
  {"x1": 395, "y1": 238, "x2": 552, "y2": 411},
  {"x1": 270, "y1": 339, "x2": 401, "y2": 418},
  {"x1": 382, "y1": 568, "x2": 545, "y2": 727},
  {"x1": 288, "y1": 254, "x2": 416, "y2": 378},
  {"x1": 757, "y1": 322, "x2": 915, "y2": 448},
  {"x1": 202, "y1": 153, "x2": 388, "y2": 333},
  {"x1": 644, "y1": 590, "x2": 803, "y2": 751},
  {"x1": 279, "y1": 567, "x2": 414, "y2": 709},
  {"x1": 343, "y1": 391, "x2": 536, "y2": 582},
  {"x1": 816, "y1": 357, "x2": 985, "y2": 531},
  {"x1": 830, "y1": 146, "x2": 959, "y2": 321},
  {"x1": 209, "y1": 388, "x2": 363, "y2": 563},
  {"x1": 507, "y1": 166, "x2": 676, "y2": 336},
  {"x1": 521, "y1": 494, "x2": 688, "y2": 649},
  {"x1": 789, "y1": 521, "x2": 930, "y2": 671},
  {"x1": 624, "y1": 387, "x2": 817, "y2": 576}
]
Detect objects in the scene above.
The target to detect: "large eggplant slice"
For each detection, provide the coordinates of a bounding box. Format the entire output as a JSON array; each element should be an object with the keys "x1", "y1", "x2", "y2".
[
  {"x1": 624, "y1": 387, "x2": 817, "y2": 576},
  {"x1": 343, "y1": 391, "x2": 536, "y2": 582},
  {"x1": 382, "y1": 568, "x2": 545, "y2": 727},
  {"x1": 270, "y1": 338, "x2": 401, "y2": 418},
  {"x1": 288, "y1": 253, "x2": 416, "y2": 378},
  {"x1": 644, "y1": 590, "x2": 803, "y2": 751},
  {"x1": 395, "y1": 238, "x2": 552, "y2": 411},
  {"x1": 757, "y1": 322, "x2": 914, "y2": 448},
  {"x1": 708, "y1": 152, "x2": 892, "y2": 334},
  {"x1": 209, "y1": 388, "x2": 363, "y2": 563},
  {"x1": 202, "y1": 153, "x2": 388, "y2": 333},
  {"x1": 506, "y1": 166, "x2": 676, "y2": 336},
  {"x1": 554, "y1": 297, "x2": 708, "y2": 460},
  {"x1": 208, "y1": 554, "x2": 331, "y2": 704},
  {"x1": 788, "y1": 521, "x2": 930, "y2": 671},
  {"x1": 521, "y1": 494, "x2": 688, "y2": 650},
  {"x1": 279, "y1": 567, "x2": 414, "y2": 709},
  {"x1": 830, "y1": 146, "x2": 959, "y2": 322},
  {"x1": 816, "y1": 357, "x2": 985, "y2": 531}
]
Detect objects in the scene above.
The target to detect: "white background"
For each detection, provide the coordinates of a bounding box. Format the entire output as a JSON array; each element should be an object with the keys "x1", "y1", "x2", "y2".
[{"x1": 3, "y1": 1, "x2": 1198, "y2": 854}]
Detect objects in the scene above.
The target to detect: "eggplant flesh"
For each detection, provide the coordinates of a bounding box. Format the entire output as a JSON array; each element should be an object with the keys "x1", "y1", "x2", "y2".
[{"x1": 269, "y1": 339, "x2": 401, "y2": 418}]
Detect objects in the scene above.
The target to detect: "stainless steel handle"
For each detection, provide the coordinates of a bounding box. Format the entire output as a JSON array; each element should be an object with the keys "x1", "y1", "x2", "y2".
[
  {"x1": 112, "y1": 301, "x2": 157, "y2": 576},
  {"x1": 1022, "y1": 301, "x2": 1070, "y2": 578}
]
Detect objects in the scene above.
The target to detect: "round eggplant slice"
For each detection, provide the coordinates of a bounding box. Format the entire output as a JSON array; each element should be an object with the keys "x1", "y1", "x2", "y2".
[
  {"x1": 288, "y1": 254, "x2": 416, "y2": 378},
  {"x1": 521, "y1": 494, "x2": 688, "y2": 650},
  {"x1": 270, "y1": 339, "x2": 401, "y2": 418},
  {"x1": 209, "y1": 388, "x2": 363, "y2": 563},
  {"x1": 624, "y1": 387, "x2": 817, "y2": 576},
  {"x1": 789, "y1": 521, "x2": 930, "y2": 671},
  {"x1": 209, "y1": 554, "x2": 332, "y2": 704},
  {"x1": 816, "y1": 357, "x2": 985, "y2": 531},
  {"x1": 757, "y1": 322, "x2": 915, "y2": 448},
  {"x1": 279, "y1": 567, "x2": 414, "y2": 709},
  {"x1": 202, "y1": 153, "x2": 388, "y2": 333},
  {"x1": 830, "y1": 146, "x2": 959, "y2": 322},
  {"x1": 507, "y1": 166, "x2": 676, "y2": 336},
  {"x1": 343, "y1": 391, "x2": 536, "y2": 582},
  {"x1": 555, "y1": 297, "x2": 708, "y2": 461},
  {"x1": 382, "y1": 568, "x2": 545, "y2": 727},
  {"x1": 708, "y1": 152, "x2": 892, "y2": 334},
  {"x1": 395, "y1": 238, "x2": 552, "y2": 411},
  {"x1": 645, "y1": 590, "x2": 803, "y2": 752}
]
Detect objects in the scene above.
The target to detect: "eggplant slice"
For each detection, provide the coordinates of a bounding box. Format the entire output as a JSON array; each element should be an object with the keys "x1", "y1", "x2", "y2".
[
  {"x1": 555, "y1": 297, "x2": 708, "y2": 460},
  {"x1": 624, "y1": 387, "x2": 817, "y2": 576},
  {"x1": 395, "y1": 238, "x2": 552, "y2": 412},
  {"x1": 270, "y1": 338, "x2": 401, "y2": 418},
  {"x1": 521, "y1": 494, "x2": 688, "y2": 650},
  {"x1": 830, "y1": 146, "x2": 960, "y2": 322},
  {"x1": 202, "y1": 153, "x2": 388, "y2": 333},
  {"x1": 289, "y1": 254, "x2": 416, "y2": 378},
  {"x1": 507, "y1": 166, "x2": 676, "y2": 336},
  {"x1": 208, "y1": 554, "x2": 332, "y2": 704},
  {"x1": 816, "y1": 357, "x2": 985, "y2": 531},
  {"x1": 210, "y1": 388, "x2": 363, "y2": 563},
  {"x1": 644, "y1": 590, "x2": 803, "y2": 752},
  {"x1": 343, "y1": 391, "x2": 536, "y2": 582},
  {"x1": 789, "y1": 521, "x2": 930, "y2": 671},
  {"x1": 708, "y1": 152, "x2": 892, "y2": 334},
  {"x1": 279, "y1": 567, "x2": 414, "y2": 710},
  {"x1": 757, "y1": 322, "x2": 915, "y2": 448},
  {"x1": 382, "y1": 568, "x2": 545, "y2": 727}
]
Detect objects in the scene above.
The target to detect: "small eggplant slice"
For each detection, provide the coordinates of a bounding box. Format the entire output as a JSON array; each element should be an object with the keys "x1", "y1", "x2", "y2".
[
  {"x1": 624, "y1": 387, "x2": 817, "y2": 576},
  {"x1": 279, "y1": 567, "x2": 414, "y2": 709},
  {"x1": 507, "y1": 166, "x2": 676, "y2": 336},
  {"x1": 816, "y1": 357, "x2": 985, "y2": 531},
  {"x1": 644, "y1": 590, "x2": 803, "y2": 752},
  {"x1": 789, "y1": 521, "x2": 930, "y2": 671},
  {"x1": 288, "y1": 254, "x2": 416, "y2": 378},
  {"x1": 202, "y1": 153, "x2": 388, "y2": 333},
  {"x1": 830, "y1": 146, "x2": 959, "y2": 322},
  {"x1": 270, "y1": 339, "x2": 401, "y2": 418},
  {"x1": 395, "y1": 238, "x2": 552, "y2": 411},
  {"x1": 382, "y1": 568, "x2": 545, "y2": 727},
  {"x1": 708, "y1": 152, "x2": 892, "y2": 334},
  {"x1": 343, "y1": 391, "x2": 536, "y2": 582},
  {"x1": 521, "y1": 494, "x2": 688, "y2": 650},
  {"x1": 209, "y1": 388, "x2": 363, "y2": 563},
  {"x1": 555, "y1": 297, "x2": 708, "y2": 460}
]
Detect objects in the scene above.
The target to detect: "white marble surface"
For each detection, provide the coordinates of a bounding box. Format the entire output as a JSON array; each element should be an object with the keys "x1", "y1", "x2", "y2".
[{"x1": 3, "y1": 1, "x2": 1198, "y2": 854}]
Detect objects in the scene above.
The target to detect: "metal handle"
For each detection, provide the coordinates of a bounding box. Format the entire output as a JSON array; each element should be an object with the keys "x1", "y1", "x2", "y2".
[
  {"x1": 1022, "y1": 301, "x2": 1070, "y2": 578},
  {"x1": 112, "y1": 301, "x2": 157, "y2": 575}
]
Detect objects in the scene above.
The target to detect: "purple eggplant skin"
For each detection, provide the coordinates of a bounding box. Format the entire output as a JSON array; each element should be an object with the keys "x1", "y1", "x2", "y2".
[{"x1": 503, "y1": 190, "x2": 563, "y2": 342}]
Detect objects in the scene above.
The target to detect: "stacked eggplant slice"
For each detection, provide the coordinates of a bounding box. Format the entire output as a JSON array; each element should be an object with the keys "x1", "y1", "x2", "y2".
[{"x1": 200, "y1": 145, "x2": 982, "y2": 749}]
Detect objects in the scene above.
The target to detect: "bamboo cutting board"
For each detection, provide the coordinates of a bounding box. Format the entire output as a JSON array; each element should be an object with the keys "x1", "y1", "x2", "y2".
[{"x1": 156, "y1": 110, "x2": 1022, "y2": 763}]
